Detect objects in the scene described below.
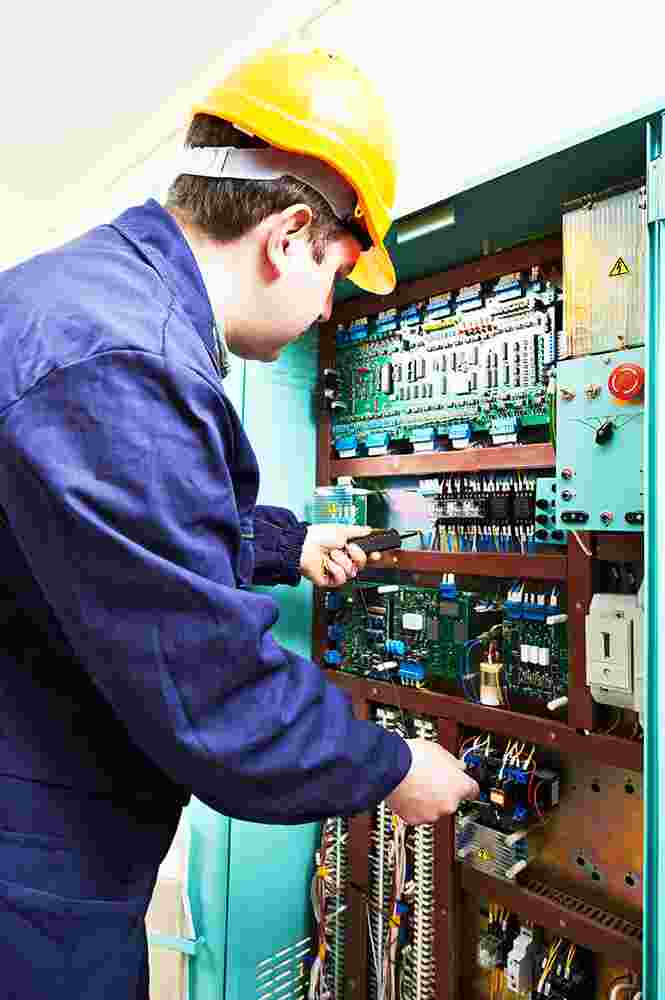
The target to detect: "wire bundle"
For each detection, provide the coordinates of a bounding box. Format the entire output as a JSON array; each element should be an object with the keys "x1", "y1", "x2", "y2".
[
  {"x1": 369, "y1": 709, "x2": 437, "y2": 1000},
  {"x1": 308, "y1": 818, "x2": 349, "y2": 1000},
  {"x1": 400, "y1": 717, "x2": 437, "y2": 1000}
]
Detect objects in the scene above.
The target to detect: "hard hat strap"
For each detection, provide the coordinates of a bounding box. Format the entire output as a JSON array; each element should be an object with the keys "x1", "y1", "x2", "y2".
[{"x1": 175, "y1": 146, "x2": 371, "y2": 250}]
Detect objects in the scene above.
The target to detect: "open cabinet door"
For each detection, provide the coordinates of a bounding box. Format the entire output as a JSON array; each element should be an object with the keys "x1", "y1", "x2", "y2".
[{"x1": 645, "y1": 109, "x2": 665, "y2": 1000}]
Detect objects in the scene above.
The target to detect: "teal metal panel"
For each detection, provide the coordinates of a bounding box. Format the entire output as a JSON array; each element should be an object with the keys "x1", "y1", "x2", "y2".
[
  {"x1": 187, "y1": 801, "x2": 232, "y2": 1000},
  {"x1": 644, "y1": 111, "x2": 665, "y2": 1000},
  {"x1": 244, "y1": 327, "x2": 319, "y2": 657},
  {"x1": 555, "y1": 349, "x2": 645, "y2": 532},
  {"x1": 225, "y1": 821, "x2": 318, "y2": 1000}
]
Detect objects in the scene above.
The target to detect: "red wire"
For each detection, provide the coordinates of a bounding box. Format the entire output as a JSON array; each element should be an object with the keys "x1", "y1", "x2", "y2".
[{"x1": 533, "y1": 781, "x2": 545, "y2": 819}]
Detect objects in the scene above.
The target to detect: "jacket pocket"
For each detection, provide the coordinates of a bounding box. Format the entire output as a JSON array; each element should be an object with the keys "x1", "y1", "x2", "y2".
[
  {"x1": 0, "y1": 875, "x2": 150, "y2": 999},
  {"x1": 0, "y1": 827, "x2": 153, "y2": 998}
]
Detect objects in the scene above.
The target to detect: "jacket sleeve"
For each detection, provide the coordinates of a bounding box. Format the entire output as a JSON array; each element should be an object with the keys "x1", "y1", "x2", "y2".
[
  {"x1": 252, "y1": 506, "x2": 308, "y2": 587},
  {"x1": 0, "y1": 350, "x2": 411, "y2": 824}
]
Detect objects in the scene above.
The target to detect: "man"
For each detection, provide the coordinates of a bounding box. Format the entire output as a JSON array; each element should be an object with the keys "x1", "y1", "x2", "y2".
[{"x1": 0, "y1": 46, "x2": 477, "y2": 997}]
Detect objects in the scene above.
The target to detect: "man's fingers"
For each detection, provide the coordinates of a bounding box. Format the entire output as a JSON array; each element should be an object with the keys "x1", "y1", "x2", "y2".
[
  {"x1": 344, "y1": 543, "x2": 368, "y2": 571},
  {"x1": 323, "y1": 557, "x2": 346, "y2": 587},
  {"x1": 328, "y1": 548, "x2": 355, "y2": 577}
]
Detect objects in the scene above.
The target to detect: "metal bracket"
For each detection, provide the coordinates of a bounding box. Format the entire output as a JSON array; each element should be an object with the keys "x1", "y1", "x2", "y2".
[
  {"x1": 648, "y1": 156, "x2": 665, "y2": 224},
  {"x1": 147, "y1": 933, "x2": 205, "y2": 957}
]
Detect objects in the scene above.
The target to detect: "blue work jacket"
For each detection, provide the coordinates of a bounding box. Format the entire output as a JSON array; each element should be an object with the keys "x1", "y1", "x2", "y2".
[{"x1": 0, "y1": 200, "x2": 411, "y2": 997}]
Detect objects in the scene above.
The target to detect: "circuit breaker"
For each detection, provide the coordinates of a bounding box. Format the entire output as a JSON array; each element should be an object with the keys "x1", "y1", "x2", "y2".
[
  {"x1": 586, "y1": 589, "x2": 644, "y2": 721},
  {"x1": 555, "y1": 348, "x2": 644, "y2": 531}
]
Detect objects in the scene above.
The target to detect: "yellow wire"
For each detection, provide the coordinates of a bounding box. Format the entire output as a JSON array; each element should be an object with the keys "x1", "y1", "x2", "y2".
[
  {"x1": 537, "y1": 939, "x2": 561, "y2": 992},
  {"x1": 565, "y1": 943, "x2": 576, "y2": 977}
]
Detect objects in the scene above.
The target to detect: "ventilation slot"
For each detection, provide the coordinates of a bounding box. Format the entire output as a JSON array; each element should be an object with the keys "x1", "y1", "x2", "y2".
[
  {"x1": 256, "y1": 937, "x2": 311, "y2": 1000},
  {"x1": 523, "y1": 878, "x2": 642, "y2": 943}
]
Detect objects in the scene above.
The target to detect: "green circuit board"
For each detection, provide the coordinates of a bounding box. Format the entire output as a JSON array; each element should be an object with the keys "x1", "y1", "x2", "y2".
[
  {"x1": 327, "y1": 583, "x2": 498, "y2": 689},
  {"x1": 330, "y1": 274, "x2": 560, "y2": 455}
]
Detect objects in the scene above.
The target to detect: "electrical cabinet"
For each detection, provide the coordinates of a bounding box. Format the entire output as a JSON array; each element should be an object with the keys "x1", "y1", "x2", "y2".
[{"x1": 305, "y1": 109, "x2": 661, "y2": 1000}]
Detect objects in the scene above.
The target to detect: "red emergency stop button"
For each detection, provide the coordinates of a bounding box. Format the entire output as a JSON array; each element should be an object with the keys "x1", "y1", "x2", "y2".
[{"x1": 608, "y1": 363, "x2": 644, "y2": 400}]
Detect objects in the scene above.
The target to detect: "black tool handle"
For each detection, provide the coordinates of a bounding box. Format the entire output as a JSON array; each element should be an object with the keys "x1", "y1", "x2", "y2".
[{"x1": 347, "y1": 529, "x2": 403, "y2": 553}]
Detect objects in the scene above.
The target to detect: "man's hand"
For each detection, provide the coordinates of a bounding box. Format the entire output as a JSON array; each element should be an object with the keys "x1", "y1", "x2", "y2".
[
  {"x1": 300, "y1": 524, "x2": 381, "y2": 587},
  {"x1": 386, "y1": 738, "x2": 480, "y2": 826}
]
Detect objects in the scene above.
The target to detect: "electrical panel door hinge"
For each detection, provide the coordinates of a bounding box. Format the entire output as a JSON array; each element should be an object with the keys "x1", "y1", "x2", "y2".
[{"x1": 648, "y1": 156, "x2": 665, "y2": 224}]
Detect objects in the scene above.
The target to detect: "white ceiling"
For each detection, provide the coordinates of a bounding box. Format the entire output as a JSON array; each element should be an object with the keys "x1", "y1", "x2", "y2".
[{"x1": 2, "y1": 0, "x2": 664, "y2": 268}]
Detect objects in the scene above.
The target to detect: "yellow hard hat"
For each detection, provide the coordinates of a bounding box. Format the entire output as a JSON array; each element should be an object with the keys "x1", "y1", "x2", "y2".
[{"x1": 192, "y1": 46, "x2": 398, "y2": 295}]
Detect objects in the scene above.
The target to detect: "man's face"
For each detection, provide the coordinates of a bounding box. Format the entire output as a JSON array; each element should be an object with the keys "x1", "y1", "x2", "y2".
[
  {"x1": 264, "y1": 232, "x2": 361, "y2": 360},
  {"x1": 227, "y1": 217, "x2": 362, "y2": 363}
]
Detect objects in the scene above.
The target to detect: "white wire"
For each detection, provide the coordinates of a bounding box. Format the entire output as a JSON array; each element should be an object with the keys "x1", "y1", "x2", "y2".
[
  {"x1": 367, "y1": 906, "x2": 383, "y2": 999},
  {"x1": 572, "y1": 530, "x2": 593, "y2": 558}
]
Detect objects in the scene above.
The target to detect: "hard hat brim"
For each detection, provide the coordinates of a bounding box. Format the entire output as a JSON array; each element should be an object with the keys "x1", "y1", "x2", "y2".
[{"x1": 348, "y1": 241, "x2": 397, "y2": 296}]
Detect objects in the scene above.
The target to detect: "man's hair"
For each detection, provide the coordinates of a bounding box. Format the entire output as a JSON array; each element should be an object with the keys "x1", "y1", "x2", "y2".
[{"x1": 165, "y1": 115, "x2": 346, "y2": 263}]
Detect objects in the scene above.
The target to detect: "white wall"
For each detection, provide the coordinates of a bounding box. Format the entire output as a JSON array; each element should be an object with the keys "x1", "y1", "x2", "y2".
[{"x1": 0, "y1": 0, "x2": 338, "y2": 269}]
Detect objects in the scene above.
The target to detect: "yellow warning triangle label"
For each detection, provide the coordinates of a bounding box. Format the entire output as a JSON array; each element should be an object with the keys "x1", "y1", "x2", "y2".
[{"x1": 609, "y1": 256, "x2": 631, "y2": 277}]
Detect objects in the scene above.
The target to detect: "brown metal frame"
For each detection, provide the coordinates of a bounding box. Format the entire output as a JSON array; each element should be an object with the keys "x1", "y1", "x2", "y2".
[{"x1": 312, "y1": 236, "x2": 643, "y2": 999}]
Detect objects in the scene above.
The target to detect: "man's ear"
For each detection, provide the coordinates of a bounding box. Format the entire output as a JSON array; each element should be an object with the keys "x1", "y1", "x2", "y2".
[{"x1": 265, "y1": 204, "x2": 314, "y2": 278}]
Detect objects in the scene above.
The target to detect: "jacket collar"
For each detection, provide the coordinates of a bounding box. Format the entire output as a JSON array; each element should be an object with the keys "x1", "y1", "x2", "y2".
[{"x1": 110, "y1": 199, "x2": 218, "y2": 364}]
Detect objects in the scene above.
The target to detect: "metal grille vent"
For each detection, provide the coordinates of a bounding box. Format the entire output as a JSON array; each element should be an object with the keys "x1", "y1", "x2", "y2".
[
  {"x1": 522, "y1": 878, "x2": 643, "y2": 941},
  {"x1": 256, "y1": 936, "x2": 312, "y2": 1000}
]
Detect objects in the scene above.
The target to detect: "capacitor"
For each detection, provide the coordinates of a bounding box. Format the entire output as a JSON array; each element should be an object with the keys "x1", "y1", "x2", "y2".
[{"x1": 380, "y1": 363, "x2": 393, "y2": 395}]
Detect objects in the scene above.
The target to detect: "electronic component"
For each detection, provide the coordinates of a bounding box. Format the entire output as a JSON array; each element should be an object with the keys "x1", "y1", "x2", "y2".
[
  {"x1": 321, "y1": 367, "x2": 346, "y2": 412},
  {"x1": 502, "y1": 583, "x2": 569, "y2": 710},
  {"x1": 563, "y1": 181, "x2": 645, "y2": 358},
  {"x1": 555, "y1": 348, "x2": 644, "y2": 532},
  {"x1": 456, "y1": 734, "x2": 560, "y2": 880},
  {"x1": 532, "y1": 938, "x2": 595, "y2": 999},
  {"x1": 586, "y1": 584, "x2": 644, "y2": 724},
  {"x1": 506, "y1": 922, "x2": 543, "y2": 994},
  {"x1": 534, "y1": 477, "x2": 565, "y2": 544},
  {"x1": 332, "y1": 270, "x2": 561, "y2": 459},
  {"x1": 428, "y1": 472, "x2": 537, "y2": 554},
  {"x1": 322, "y1": 580, "x2": 498, "y2": 691},
  {"x1": 310, "y1": 479, "x2": 368, "y2": 526},
  {"x1": 479, "y1": 904, "x2": 522, "y2": 999}
]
